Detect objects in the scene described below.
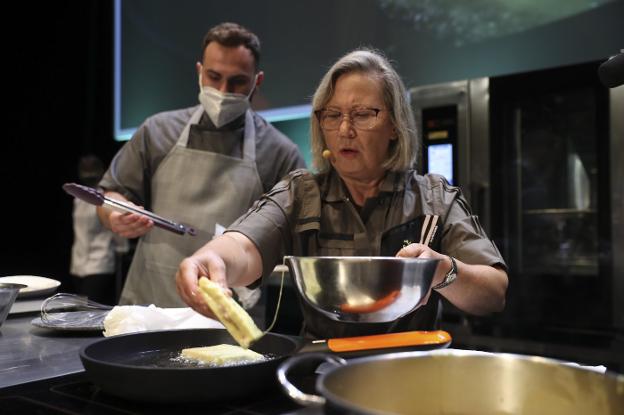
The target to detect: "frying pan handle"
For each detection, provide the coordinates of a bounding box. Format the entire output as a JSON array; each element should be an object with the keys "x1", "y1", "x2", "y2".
[{"x1": 277, "y1": 353, "x2": 346, "y2": 407}]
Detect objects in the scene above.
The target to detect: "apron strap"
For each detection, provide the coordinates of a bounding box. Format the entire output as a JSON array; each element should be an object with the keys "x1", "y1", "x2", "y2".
[
  {"x1": 242, "y1": 110, "x2": 256, "y2": 162},
  {"x1": 176, "y1": 107, "x2": 205, "y2": 147}
]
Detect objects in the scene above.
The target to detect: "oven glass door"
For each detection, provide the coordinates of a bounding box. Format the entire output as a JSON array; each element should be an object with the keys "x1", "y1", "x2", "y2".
[
  {"x1": 492, "y1": 62, "x2": 612, "y2": 331},
  {"x1": 512, "y1": 87, "x2": 599, "y2": 277}
]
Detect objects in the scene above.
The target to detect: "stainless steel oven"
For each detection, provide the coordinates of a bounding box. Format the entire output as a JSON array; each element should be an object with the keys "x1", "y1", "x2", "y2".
[
  {"x1": 409, "y1": 61, "x2": 623, "y2": 368},
  {"x1": 410, "y1": 78, "x2": 491, "y2": 231}
]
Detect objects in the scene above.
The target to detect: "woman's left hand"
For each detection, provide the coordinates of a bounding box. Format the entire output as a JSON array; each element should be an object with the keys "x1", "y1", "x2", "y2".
[
  {"x1": 396, "y1": 243, "x2": 451, "y2": 288},
  {"x1": 396, "y1": 243, "x2": 508, "y2": 315}
]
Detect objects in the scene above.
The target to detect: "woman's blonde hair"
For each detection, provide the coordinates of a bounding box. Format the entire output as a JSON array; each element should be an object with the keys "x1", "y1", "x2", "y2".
[{"x1": 310, "y1": 48, "x2": 418, "y2": 173}]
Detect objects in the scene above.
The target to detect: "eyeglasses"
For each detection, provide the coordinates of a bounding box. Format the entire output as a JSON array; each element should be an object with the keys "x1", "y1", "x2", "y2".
[{"x1": 315, "y1": 107, "x2": 383, "y2": 131}]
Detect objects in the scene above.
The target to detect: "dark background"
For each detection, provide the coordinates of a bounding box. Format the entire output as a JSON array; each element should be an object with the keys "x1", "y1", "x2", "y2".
[
  {"x1": 3, "y1": 2, "x2": 118, "y2": 291},
  {"x1": 117, "y1": 0, "x2": 623, "y2": 136}
]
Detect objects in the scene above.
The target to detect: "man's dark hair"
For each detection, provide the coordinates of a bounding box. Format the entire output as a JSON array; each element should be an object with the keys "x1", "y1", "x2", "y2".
[{"x1": 201, "y1": 22, "x2": 261, "y2": 70}]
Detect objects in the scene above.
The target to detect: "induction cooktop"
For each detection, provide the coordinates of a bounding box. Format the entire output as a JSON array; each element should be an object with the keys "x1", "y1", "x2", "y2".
[{"x1": 0, "y1": 372, "x2": 314, "y2": 415}]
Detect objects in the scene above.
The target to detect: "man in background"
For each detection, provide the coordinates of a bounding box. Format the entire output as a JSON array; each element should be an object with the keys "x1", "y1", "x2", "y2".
[
  {"x1": 71, "y1": 155, "x2": 128, "y2": 305},
  {"x1": 98, "y1": 22, "x2": 305, "y2": 307}
]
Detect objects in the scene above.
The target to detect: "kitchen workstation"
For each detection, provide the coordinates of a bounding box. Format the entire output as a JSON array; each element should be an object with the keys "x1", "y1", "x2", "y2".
[
  {"x1": 1, "y1": 255, "x2": 623, "y2": 414},
  {"x1": 4, "y1": 0, "x2": 624, "y2": 414}
]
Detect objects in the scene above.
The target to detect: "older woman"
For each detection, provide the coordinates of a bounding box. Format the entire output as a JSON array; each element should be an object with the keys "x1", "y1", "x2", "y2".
[{"x1": 176, "y1": 49, "x2": 508, "y2": 338}]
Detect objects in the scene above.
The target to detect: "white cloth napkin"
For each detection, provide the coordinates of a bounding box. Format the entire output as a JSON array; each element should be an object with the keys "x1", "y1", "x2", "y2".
[{"x1": 103, "y1": 305, "x2": 224, "y2": 337}]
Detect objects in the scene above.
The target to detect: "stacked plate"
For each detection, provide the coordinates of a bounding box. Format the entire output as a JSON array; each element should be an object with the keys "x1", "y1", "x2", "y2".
[{"x1": 0, "y1": 275, "x2": 61, "y2": 299}]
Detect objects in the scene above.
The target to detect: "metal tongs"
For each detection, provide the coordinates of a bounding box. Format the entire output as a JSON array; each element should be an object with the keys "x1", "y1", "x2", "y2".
[{"x1": 63, "y1": 183, "x2": 196, "y2": 236}]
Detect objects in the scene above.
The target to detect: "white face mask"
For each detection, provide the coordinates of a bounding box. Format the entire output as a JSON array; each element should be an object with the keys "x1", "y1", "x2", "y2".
[{"x1": 198, "y1": 72, "x2": 257, "y2": 128}]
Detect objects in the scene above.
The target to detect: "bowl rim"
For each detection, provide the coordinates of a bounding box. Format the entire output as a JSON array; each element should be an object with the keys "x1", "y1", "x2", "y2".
[
  {"x1": 0, "y1": 283, "x2": 28, "y2": 290},
  {"x1": 284, "y1": 255, "x2": 439, "y2": 262}
]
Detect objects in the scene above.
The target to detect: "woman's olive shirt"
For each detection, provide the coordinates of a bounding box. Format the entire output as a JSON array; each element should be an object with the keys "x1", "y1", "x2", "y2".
[{"x1": 229, "y1": 168, "x2": 506, "y2": 338}]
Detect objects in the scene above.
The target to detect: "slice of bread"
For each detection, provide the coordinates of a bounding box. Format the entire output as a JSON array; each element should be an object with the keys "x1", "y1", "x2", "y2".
[
  {"x1": 181, "y1": 344, "x2": 264, "y2": 365},
  {"x1": 197, "y1": 277, "x2": 263, "y2": 348}
]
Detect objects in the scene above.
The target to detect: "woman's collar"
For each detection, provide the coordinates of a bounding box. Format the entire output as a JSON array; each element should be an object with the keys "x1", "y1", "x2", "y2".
[{"x1": 323, "y1": 169, "x2": 404, "y2": 203}]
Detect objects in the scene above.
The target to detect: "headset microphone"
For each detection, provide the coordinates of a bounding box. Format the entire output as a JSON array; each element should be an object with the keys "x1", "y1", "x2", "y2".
[{"x1": 322, "y1": 149, "x2": 333, "y2": 160}]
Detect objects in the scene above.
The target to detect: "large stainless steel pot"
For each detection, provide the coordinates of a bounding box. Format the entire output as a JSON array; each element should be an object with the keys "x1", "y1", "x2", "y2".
[{"x1": 278, "y1": 349, "x2": 624, "y2": 414}]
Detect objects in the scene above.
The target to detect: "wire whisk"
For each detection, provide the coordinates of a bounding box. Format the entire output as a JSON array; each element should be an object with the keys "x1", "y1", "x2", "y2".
[{"x1": 40, "y1": 293, "x2": 113, "y2": 328}]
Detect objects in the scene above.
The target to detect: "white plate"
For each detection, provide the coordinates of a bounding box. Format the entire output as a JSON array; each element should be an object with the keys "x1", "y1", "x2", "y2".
[{"x1": 0, "y1": 275, "x2": 61, "y2": 299}]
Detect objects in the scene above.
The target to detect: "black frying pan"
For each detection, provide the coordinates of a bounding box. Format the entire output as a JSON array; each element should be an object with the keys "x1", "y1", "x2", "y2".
[
  {"x1": 80, "y1": 328, "x2": 450, "y2": 402},
  {"x1": 80, "y1": 329, "x2": 299, "y2": 402}
]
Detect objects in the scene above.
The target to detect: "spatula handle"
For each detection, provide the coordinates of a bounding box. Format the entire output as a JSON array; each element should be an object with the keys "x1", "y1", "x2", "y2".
[{"x1": 300, "y1": 330, "x2": 452, "y2": 354}]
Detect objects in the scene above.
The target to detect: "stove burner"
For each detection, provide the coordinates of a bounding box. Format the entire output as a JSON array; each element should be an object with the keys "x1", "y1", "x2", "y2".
[{"x1": 0, "y1": 373, "x2": 306, "y2": 415}]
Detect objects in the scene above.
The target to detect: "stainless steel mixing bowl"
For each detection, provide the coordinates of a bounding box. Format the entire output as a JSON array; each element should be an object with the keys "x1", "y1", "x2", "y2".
[{"x1": 284, "y1": 256, "x2": 439, "y2": 323}]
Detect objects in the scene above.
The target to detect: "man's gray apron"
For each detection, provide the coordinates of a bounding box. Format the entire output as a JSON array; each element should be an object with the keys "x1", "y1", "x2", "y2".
[{"x1": 119, "y1": 108, "x2": 263, "y2": 306}]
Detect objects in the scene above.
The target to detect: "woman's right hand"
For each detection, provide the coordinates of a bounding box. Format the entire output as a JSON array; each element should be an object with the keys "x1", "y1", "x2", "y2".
[
  {"x1": 175, "y1": 232, "x2": 263, "y2": 320},
  {"x1": 175, "y1": 250, "x2": 231, "y2": 320}
]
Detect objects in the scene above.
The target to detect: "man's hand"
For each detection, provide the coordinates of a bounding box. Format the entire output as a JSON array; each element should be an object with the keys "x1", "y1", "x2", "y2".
[
  {"x1": 108, "y1": 209, "x2": 154, "y2": 238},
  {"x1": 96, "y1": 192, "x2": 153, "y2": 238}
]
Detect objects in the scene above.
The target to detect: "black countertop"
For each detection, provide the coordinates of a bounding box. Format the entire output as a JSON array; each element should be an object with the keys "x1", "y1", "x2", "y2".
[
  {"x1": 0, "y1": 314, "x2": 315, "y2": 414},
  {"x1": 0, "y1": 314, "x2": 102, "y2": 388}
]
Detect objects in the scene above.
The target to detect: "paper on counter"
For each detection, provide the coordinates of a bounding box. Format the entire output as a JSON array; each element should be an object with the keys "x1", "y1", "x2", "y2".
[{"x1": 103, "y1": 305, "x2": 224, "y2": 337}]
